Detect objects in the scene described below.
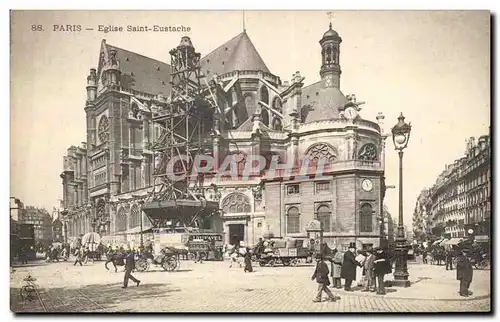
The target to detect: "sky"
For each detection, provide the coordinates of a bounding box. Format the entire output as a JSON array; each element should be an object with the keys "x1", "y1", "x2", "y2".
[{"x1": 10, "y1": 10, "x2": 490, "y2": 228}]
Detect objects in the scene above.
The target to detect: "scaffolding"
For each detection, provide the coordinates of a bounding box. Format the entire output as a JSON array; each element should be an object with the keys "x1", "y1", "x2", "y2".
[{"x1": 143, "y1": 36, "x2": 221, "y2": 228}]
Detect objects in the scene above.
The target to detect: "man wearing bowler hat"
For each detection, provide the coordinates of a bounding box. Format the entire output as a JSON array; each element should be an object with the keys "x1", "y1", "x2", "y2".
[
  {"x1": 456, "y1": 243, "x2": 473, "y2": 297},
  {"x1": 341, "y1": 242, "x2": 362, "y2": 291}
]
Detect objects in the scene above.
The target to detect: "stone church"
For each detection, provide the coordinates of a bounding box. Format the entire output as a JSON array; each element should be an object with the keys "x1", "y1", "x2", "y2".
[{"x1": 61, "y1": 23, "x2": 387, "y2": 250}]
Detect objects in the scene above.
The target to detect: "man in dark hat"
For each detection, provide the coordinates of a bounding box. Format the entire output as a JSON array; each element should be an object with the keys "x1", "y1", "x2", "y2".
[
  {"x1": 341, "y1": 242, "x2": 361, "y2": 291},
  {"x1": 311, "y1": 255, "x2": 336, "y2": 302},
  {"x1": 456, "y1": 245, "x2": 473, "y2": 297}
]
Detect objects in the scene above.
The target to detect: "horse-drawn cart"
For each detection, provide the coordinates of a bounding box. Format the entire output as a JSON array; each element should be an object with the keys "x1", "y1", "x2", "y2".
[{"x1": 135, "y1": 246, "x2": 181, "y2": 272}]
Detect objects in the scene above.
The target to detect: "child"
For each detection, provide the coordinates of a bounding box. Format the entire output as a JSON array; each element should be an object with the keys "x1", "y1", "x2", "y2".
[
  {"x1": 311, "y1": 255, "x2": 336, "y2": 302},
  {"x1": 456, "y1": 246, "x2": 473, "y2": 297}
]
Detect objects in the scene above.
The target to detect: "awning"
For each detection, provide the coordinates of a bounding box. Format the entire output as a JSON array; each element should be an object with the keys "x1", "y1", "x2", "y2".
[
  {"x1": 443, "y1": 238, "x2": 462, "y2": 246},
  {"x1": 117, "y1": 226, "x2": 153, "y2": 235}
]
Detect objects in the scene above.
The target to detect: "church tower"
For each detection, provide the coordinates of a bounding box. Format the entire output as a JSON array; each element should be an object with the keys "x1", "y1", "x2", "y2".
[{"x1": 319, "y1": 22, "x2": 342, "y2": 89}]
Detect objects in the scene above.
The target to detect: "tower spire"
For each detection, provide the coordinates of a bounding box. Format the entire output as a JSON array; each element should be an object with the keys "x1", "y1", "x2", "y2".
[
  {"x1": 327, "y1": 11, "x2": 334, "y2": 29},
  {"x1": 243, "y1": 11, "x2": 246, "y2": 32}
]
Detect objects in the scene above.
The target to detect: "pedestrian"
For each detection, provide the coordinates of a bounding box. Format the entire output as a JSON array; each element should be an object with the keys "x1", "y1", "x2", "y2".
[
  {"x1": 243, "y1": 247, "x2": 253, "y2": 273},
  {"x1": 19, "y1": 246, "x2": 28, "y2": 264},
  {"x1": 341, "y1": 242, "x2": 361, "y2": 291},
  {"x1": 330, "y1": 247, "x2": 342, "y2": 289},
  {"x1": 122, "y1": 250, "x2": 140, "y2": 289},
  {"x1": 355, "y1": 249, "x2": 367, "y2": 287},
  {"x1": 311, "y1": 255, "x2": 336, "y2": 302},
  {"x1": 362, "y1": 247, "x2": 376, "y2": 292},
  {"x1": 73, "y1": 247, "x2": 84, "y2": 266},
  {"x1": 373, "y1": 246, "x2": 391, "y2": 295},
  {"x1": 445, "y1": 248, "x2": 454, "y2": 270},
  {"x1": 422, "y1": 249, "x2": 428, "y2": 264},
  {"x1": 456, "y1": 246, "x2": 473, "y2": 297}
]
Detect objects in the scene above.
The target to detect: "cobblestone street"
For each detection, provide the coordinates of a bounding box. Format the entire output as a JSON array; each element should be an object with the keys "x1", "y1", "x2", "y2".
[{"x1": 10, "y1": 259, "x2": 491, "y2": 313}]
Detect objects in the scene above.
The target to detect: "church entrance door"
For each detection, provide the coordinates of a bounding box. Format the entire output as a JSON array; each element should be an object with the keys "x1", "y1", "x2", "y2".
[{"x1": 229, "y1": 224, "x2": 245, "y2": 247}]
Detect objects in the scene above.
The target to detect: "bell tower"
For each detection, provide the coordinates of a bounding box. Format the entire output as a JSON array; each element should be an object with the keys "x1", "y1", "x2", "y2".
[{"x1": 319, "y1": 22, "x2": 342, "y2": 89}]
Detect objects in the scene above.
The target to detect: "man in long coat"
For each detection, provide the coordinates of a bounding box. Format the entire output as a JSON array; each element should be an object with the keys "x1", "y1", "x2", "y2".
[
  {"x1": 330, "y1": 248, "x2": 343, "y2": 289},
  {"x1": 122, "y1": 250, "x2": 141, "y2": 288},
  {"x1": 341, "y1": 243, "x2": 361, "y2": 291},
  {"x1": 311, "y1": 255, "x2": 336, "y2": 302},
  {"x1": 456, "y1": 246, "x2": 473, "y2": 297},
  {"x1": 373, "y1": 246, "x2": 391, "y2": 295}
]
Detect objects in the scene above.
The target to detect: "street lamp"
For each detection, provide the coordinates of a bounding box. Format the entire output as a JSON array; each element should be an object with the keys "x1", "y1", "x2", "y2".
[
  {"x1": 391, "y1": 113, "x2": 412, "y2": 287},
  {"x1": 138, "y1": 200, "x2": 145, "y2": 251}
]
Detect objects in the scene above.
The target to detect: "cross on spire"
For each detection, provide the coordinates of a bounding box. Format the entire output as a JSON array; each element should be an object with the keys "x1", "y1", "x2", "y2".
[
  {"x1": 243, "y1": 11, "x2": 246, "y2": 32},
  {"x1": 327, "y1": 11, "x2": 334, "y2": 29}
]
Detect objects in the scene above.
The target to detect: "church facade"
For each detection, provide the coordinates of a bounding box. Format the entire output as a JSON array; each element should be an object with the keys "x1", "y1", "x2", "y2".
[{"x1": 61, "y1": 24, "x2": 387, "y2": 250}]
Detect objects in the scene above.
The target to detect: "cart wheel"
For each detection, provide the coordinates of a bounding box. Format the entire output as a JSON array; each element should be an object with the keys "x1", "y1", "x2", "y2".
[
  {"x1": 282, "y1": 259, "x2": 290, "y2": 266},
  {"x1": 259, "y1": 260, "x2": 266, "y2": 267},
  {"x1": 162, "y1": 256, "x2": 178, "y2": 271},
  {"x1": 269, "y1": 259, "x2": 276, "y2": 267},
  {"x1": 136, "y1": 259, "x2": 149, "y2": 272},
  {"x1": 290, "y1": 258, "x2": 299, "y2": 267}
]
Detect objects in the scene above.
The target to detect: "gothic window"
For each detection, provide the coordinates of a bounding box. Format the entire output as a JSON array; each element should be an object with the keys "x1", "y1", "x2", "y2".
[
  {"x1": 287, "y1": 206, "x2": 300, "y2": 234},
  {"x1": 316, "y1": 205, "x2": 331, "y2": 232},
  {"x1": 272, "y1": 118, "x2": 283, "y2": 131},
  {"x1": 221, "y1": 193, "x2": 251, "y2": 214},
  {"x1": 98, "y1": 115, "x2": 110, "y2": 143},
  {"x1": 130, "y1": 204, "x2": 141, "y2": 228},
  {"x1": 96, "y1": 199, "x2": 106, "y2": 220},
  {"x1": 305, "y1": 143, "x2": 338, "y2": 165},
  {"x1": 358, "y1": 143, "x2": 378, "y2": 161},
  {"x1": 360, "y1": 203, "x2": 374, "y2": 232},
  {"x1": 260, "y1": 86, "x2": 269, "y2": 105},
  {"x1": 116, "y1": 207, "x2": 128, "y2": 232},
  {"x1": 272, "y1": 97, "x2": 283, "y2": 113},
  {"x1": 262, "y1": 109, "x2": 270, "y2": 126}
]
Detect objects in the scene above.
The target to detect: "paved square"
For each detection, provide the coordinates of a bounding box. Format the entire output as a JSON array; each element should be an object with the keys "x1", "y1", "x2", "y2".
[{"x1": 10, "y1": 259, "x2": 491, "y2": 313}]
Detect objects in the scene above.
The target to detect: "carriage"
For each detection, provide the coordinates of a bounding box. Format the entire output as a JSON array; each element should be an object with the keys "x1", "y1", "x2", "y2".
[
  {"x1": 135, "y1": 246, "x2": 181, "y2": 272},
  {"x1": 258, "y1": 238, "x2": 312, "y2": 267}
]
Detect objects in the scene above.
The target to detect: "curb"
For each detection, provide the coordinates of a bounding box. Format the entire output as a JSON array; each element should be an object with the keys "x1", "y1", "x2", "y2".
[{"x1": 330, "y1": 288, "x2": 490, "y2": 302}]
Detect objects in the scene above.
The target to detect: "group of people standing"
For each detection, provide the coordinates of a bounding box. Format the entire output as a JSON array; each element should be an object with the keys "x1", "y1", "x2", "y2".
[{"x1": 312, "y1": 242, "x2": 392, "y2": 302}]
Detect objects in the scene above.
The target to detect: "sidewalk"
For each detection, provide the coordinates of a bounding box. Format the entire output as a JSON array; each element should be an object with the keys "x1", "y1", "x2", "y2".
[{"x1": 333, "y1": 262, "x2": 490, "y2": 301}]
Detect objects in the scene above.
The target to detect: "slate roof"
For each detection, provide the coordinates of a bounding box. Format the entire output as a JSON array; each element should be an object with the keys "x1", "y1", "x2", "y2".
[
  {"x1": 300, "y1": 80, "x2": 348, "y2": 123},
  {"x1": 200, "y1": 31, "x2": 270, "y2": 78},
  {"x1": 104, "y1": 42, "x2": 172, "y2": 96}
]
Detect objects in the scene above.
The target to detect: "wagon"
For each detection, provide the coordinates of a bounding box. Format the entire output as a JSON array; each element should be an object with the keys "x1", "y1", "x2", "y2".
[
  {"x1": 258, "y1": 238, "x2": 312, "y2": 267},
  {"x1": 135, "y1": 246, "x2": 181, "y2": 272}
]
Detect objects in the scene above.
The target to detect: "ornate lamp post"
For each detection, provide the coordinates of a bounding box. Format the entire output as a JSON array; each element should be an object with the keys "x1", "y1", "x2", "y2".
[
  {"x1": 138, "y1": 200, "x2": 145, "y2": 251},
  {"x1": 391, "y1": 113, "x2": 412, "y2": 287}
]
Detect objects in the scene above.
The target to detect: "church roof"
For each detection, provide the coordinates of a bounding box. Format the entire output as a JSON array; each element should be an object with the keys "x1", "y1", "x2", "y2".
[
  {"x1": 200, "y1": 31, "x2": 270, "y2": 77},
  {"x1": 300, "y1": 81, "x2": 348, "y2": 123},
  {"x1": 104, "y1": 42, "x2": 172, "y2": 95}
]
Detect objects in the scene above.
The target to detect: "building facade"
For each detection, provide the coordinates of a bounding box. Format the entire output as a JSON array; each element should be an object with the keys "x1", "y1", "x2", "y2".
[
  {"x1": 18, "y1": 206, "x2": 53, "y2": 248},
  {"x1": 61, "y1": 24, "x2": 388, "y2": 249},
  {"x1": 412, "y1": 135, "x2": 491, "y2": 240}
]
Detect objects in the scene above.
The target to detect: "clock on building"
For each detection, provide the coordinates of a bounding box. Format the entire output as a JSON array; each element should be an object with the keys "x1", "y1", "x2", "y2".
[
  {"x1": 361, "y1": 179, "x2": 373, "y2": 192},
  {"x1": 344, "y1": 106, "x2": 358, "y2": 120}
]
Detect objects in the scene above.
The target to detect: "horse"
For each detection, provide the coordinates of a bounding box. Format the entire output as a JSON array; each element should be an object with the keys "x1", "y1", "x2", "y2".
[{"x1": 104, "y1": 251, "x2": 125, "y2": 273}]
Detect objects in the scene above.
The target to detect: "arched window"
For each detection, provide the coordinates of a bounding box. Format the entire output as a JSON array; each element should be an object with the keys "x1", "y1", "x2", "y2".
[
  {"x1": 287, "y1": 206, "x2": 300, "y2": 234},
  {"x1": 360, "y1": 203, "x2": 373, "y2": 232},
  {"x1": 130, "y1": 204, "x2": 141, "y2": 228},
  {"x1": 272, "y1": 97, "x2": 282, "y2": 113},
  {"x1": 96, "y1": 199, "x2": 106, "y2": 220},
  {"x1": 221, "y1": 193, "x2": 251, "y2": 214},
  {"x1": 260, "y1": 86, "x2": 269, "y2": 105},
  {"x1": 272, "y1": 118, "x2": 283, "y2": 131},
  {"x1": 116, "y1": 207, "x2": 128, "y2": 232},
  {"x1": 316, "y1": 205, "x2": 331, "y2": 232},
  {"x1": 98, "y1": 115, "x2": 109, "y2": 143},
  {"x1": 262, "y1": 109, "x2": 270, "y2": 126}
]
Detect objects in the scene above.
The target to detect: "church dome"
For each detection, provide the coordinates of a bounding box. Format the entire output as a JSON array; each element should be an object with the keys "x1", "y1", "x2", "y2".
[
  {"x1": 322, "y1": 23, "x2": 339, "y2": 39},
  {"x1": 300, "y1": 82, "x2": 347, "y2": 123}
]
